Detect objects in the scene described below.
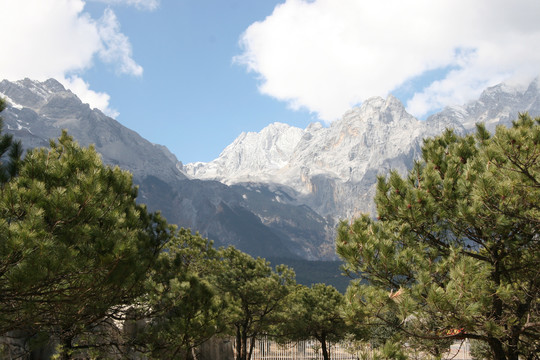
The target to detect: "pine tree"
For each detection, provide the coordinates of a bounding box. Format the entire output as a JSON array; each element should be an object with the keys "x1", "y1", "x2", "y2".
[
  {"x1": 133, "y1": 229, "x2": 226, "y2": 360},
  {"x1": 337, "y1": 114, "x2": 540, "y2": 360},
  {"x1": 0, "y1": 131, "x2": 172, "y2": 354},
  {"x1": 278, "y1": 283, "x2": 350, "y2": 360},
  {"x1": 214, "y1": 247, "x2": 296, "y2": 360}
]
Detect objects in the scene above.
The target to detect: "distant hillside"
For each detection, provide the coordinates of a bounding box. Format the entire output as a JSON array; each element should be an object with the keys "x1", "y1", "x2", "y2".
[
  {"x1": 268, "y1": 258, "x2": 354, "y2": 294},
  {"x1": 2, "y1": 77, "x2": 540, "y2": 261},
  {"x1": 0, "y1": 78, "x2": 324, "y2": 260},
  {"x1": 186, "y1": 79, "x2": 540, "y2": 220}
]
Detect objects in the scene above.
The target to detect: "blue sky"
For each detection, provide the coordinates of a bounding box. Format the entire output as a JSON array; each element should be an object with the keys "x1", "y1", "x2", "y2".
[
  {"x1": 81, "y1": 1, "x2": 316, "y2": 163},
  {"x1": 1, "y1": 0, "x2": 540, "y2": 163}
]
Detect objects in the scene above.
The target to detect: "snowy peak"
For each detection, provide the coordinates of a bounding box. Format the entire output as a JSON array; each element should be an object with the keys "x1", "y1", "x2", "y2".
[
  {"x1": 41, "y1": 78, "x2": 67, "y2": 93},
  {"x1": 0, "y1": 78, "x2": 70, "y2": 111},
  {"x1": 185, "y1": 94, "x2": 426, "y2": 208},
  {"x1": 330, "y1": 95, "x2": 419, "y2": 153},
  {"x1": 233, "y1": 122, "x2": 303, "y2": 160},
  {"x1": 289, "y1": 95, "x2": 423, "y2": 184},
  {"x1": 0, "y1": 78, "x2": 186, "y2": 184},
  {"x1": 185, "y1": 81, "x2": 540, "y2": 219},
  {"x1": 185, "y1": 122, "x2": 305, "y2": 181},
  {"x1": 184, "y1": 96, "x2": 419, "y2": 184},
  {"x1": 345, "y1": 94, "x2": 414, "y2": 125},
  {"x1": 432, "y1": 78, "x2": 540, "y2": 131}
]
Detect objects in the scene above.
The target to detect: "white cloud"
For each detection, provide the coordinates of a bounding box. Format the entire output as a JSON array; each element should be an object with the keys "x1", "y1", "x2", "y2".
[
  {"x1": 0, "y1": 0, "x2": 145, "y2": 117},
  {"x1": 61, "y1": 75, "x2": 119, "y2": 118},
  {"x1": 89, "y1": 0, "x2": 160, "y2": 11},
  {"x1": 0, "y1": 0, "x2": 100, "y2": 80},
  {"x1": 236, "y1": 0, "x2": 540, "y2": 121},
  {"x1": 98, "y1": 8, "x2": 144, "y2": 76}
]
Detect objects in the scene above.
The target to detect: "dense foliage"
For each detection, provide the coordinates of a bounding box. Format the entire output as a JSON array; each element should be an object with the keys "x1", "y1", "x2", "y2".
[
  {"x1": 337, "y1": 114, "x2": 540, "y2": 360},
  {"x1": 132, "y1": 230, "x2": 226, "y2": 359},
  {"x1": 0, "y1": 112, "x2": 301, "y2": 358},
  {"x1": 277, "y1": 283, "x2": 350, "y2": 360},
  {"x1": 0, "y1": 131, "x2": 171, "y2": 353},
  {"x1": 214, "y1": 247, "x2": 296, "y2": 360}
]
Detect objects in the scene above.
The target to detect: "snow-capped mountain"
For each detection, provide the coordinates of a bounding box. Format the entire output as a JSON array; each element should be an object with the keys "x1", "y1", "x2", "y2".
[
  {"x1": 187, "y1": 122, "x2": 305, "y2": 182},
  {"x1": 0, "y1": 78, "x2": 184, "y2": 184},
  {"x1": 0, "y1": 78, "x2": 335, "y2": 260},
  {"x1": 430, "y1": 80, "x2": 540, "y2": 132},
  {"x1": 2, "y1": 78, "x2": 539, "y2": 260},
  {"x1": 184, "y1": 95, "x2": 460, "y2": 218},
  {"x1": 185, "y1": 79, "x2": 540, "y2": 219}
]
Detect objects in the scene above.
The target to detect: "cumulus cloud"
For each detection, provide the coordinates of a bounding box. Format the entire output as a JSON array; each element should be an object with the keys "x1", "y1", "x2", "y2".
[
  {"x1": 98, "y1": 8, "x2": 144, "y2": 76},
  {"x1": 236, "y1": 0, "x2": 540, "y2": 121},
  {"x1": 62, "y1": 75, "x2": 119, "y2": 117},
  {"x1": 0, "y1": 0, "x2": 100, "y2": 80},
  {"x1": 0, "y1": 0, "x2": 144, "y2": 117}
]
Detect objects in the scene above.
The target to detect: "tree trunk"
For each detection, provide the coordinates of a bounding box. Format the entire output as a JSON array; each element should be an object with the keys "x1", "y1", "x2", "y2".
[
  {"x1": 320, "y1": 334, "x2": 330, "y2": 360},
  {"x1": 507, "y1": 325, "x2": 522, "y2": 360},
  {"x1": 489, "y1": 337, "x2": 509, "y2": 360},
  {"x1": 235, "y1": 327, "x2": 242, "y2": 360},
  {"x1": 488, "y1": 263, "x2": 513, "y2": 360},
  {"x1": 247, "y1": 335, "x2": 256, "y2": 360},
  {"x1": 241, "y1": 326, "x2": 248, "y2": 360},
  {"x1": 60, "y1": 335, "x2": 73, "y2": 360},
  {"x1": 505, "y1": 347, "x2": 519, "y2": 360},
  {"x1": 182, "y1": 333, "x2": 195, "y2": 360},
  {"x1": 191, "y1": 346, "x2": 198, "y2": 360}
]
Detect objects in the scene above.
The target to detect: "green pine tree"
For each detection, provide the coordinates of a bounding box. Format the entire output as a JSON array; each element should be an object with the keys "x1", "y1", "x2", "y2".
[
  {"x1": 133, "y1": 229, "x2": 226, "y2": 360},
  {"x1": 0, "y1": 131, "x2": 173, "y2": 356},
  {"x1": 214, "y1": 247, "x2": 296, "y2": 360},
  {"x1": 278, "y1": 283, "x2": 351, "y2": 360},
  {"x1": 337, "y1": 114, "x2": 540, "y2": 360}
]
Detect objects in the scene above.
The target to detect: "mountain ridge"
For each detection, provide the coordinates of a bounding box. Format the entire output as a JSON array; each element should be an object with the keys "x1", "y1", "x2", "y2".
[
  {"x1": 0, "y1": 78, "x2": 333, "y2": 260},
  {"x1": 2, "y1": 77, "x2": 540, "y2": 261},
  {"x1": 184, "y1": 79, "x2": 540, "y2": 219},
  {"x1": 0, "y1": 78, "x2": 185, "y2": 185}
]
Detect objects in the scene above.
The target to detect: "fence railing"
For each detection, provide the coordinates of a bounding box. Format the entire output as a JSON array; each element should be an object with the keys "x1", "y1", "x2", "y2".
[
  {"x1": 232, "y1": 337, "x2": 473, "y2": 360},
  {"x1": 233, "y1": 337, "x2": 371, "y2": 360}
]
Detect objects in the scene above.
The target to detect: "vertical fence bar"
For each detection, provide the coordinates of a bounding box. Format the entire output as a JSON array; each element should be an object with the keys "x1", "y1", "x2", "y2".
[{"x1": 235, "y1": 336, "x2": 376, "y2": 360}]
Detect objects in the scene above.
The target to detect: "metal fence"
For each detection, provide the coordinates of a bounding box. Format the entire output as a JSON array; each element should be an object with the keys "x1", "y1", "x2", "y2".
[
  {"x1": 233, "y1": 337, "x2": 370, "y2": 360},
  {"x1": 232, "y1": 337, "x2": 473, "y2": 360}
]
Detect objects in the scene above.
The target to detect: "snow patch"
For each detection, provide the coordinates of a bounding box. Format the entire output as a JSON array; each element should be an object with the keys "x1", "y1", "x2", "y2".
[{"x1": 0, "y1": 92, "x2": 23, "y2": 109}]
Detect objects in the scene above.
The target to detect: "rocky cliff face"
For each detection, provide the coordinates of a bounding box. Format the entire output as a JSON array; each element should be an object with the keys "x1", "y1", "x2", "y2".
[
  {"x1": 0, "y1": 78, "x2": 184, "y2": 184},
  {"x1": 0, "y1": 78, "x2": 333, "y2": 260},
  {"x1": 185, "y1": 79, "x2": 540, "y2": 220},
  {"x1": 185, "y1": 95, "x2": 454, "y2": 218},
  {"x1": 429, "y1": 80, "x2": 540, "y2": 132},
  {"x1": 3, "y1": 78, "x2": 539, "y2": 260}
]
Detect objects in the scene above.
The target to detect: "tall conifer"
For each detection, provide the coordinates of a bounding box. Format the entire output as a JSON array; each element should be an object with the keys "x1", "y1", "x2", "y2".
[{"x1": 337, "y1": 114, "x2": 540, "y2": 360}]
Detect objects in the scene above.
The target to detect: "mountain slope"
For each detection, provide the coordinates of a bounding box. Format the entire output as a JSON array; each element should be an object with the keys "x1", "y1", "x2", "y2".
[
  {"x1": 0, "y1": 78, "x2": 184, "y2": 184},
  {"x1": 185, "y1": 95, "x2": 457, "y2": 217},
  {"x1": 0, "y1": 78, "x2": 326, "y2": 259},
  {"x1": 3, "y1": 78, "x2": 539, "y2": 261},
  {"x1": 428, "y1": 80, "x2": 540, "y2": 132},
  {"x1": 185, "y1": 79, "x2": 540, "y2": 220}
]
